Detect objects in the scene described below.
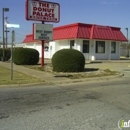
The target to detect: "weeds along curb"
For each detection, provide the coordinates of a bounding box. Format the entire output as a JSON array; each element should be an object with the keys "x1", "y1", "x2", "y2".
[{"x1": 0, "y1": 73, "x2": 124, "y2": 88}]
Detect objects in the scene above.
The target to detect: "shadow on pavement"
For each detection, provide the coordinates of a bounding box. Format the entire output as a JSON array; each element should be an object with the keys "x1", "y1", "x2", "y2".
[{"x1": 84, "y1": 68, "x2": 99, "y2": 72}]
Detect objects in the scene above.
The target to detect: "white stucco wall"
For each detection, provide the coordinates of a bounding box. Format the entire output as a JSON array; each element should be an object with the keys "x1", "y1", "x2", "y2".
[
  {"x1": 35, "y1": 44, "x2": 41, "y2": 57},
  {"x1": 49, "y1": 41, "x2": 55, "y2": 58},
  {"x1": 59, "y1": 40, "x2": 70, "y2": 49},
  {"x1": 111, "y1": 41, "x2": 120, "y2": 60},
  {"x1": 24, "y1": 43, "x2": 42, "y2": 57},
  {"x1": 91, "y1": 40, "x2": 120, "y2": 60},
  {"x1": 75, "y1": 39, "x2": 81, "y2": 51},
  {"x1": 24, "y1": 43, "x2": 50, "y2": 58},
  {"x1": 24, "y1": 39, "x2": 121, "y2": 60},
  {"x1": 24, "y1": 43, "x2": 34, "y2": 49}
]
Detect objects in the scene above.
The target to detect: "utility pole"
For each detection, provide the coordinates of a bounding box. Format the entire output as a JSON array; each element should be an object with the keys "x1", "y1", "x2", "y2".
[
  {"x1": 2, "y1": 8, "x2": 5, "y2": 61},
  {"x1": 5, "y1": 17, "x2": 9, "y2": 48},
  {"x1": 125, "y1": 28, "x2": 129, "y2": 57},
  {"x1": 2, "y1": 8, "x2": 9, "y2": 61}
]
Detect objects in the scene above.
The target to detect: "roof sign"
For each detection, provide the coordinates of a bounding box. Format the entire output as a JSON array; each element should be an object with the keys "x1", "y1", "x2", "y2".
[{"x1": 26, "y1": 0, "x2": 60, "y2": 23}]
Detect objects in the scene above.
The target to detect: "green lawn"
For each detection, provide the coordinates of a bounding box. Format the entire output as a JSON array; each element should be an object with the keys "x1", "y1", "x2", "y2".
[{"x1": 0, "y1": 66, "x2": 45, "y2": 85}]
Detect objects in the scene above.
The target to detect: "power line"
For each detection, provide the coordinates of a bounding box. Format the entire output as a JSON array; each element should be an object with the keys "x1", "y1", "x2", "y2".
[
  {"x1": 15, "y1": 32, "x2": 26, "y2": 37},
  {"x1": 11, "y1": 35, "x2": 25, "y2": 39}
]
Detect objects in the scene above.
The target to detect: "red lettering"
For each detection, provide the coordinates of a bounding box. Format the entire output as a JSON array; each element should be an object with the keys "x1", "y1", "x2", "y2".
[
  {"x1": 31, "y1": 15, "x2": 57, "y2": 21},
  {"x1": 44, "y1": 13, "x2": 48, "y2": 17},
  {"x1": 33, "y1": 11, "x2": 36, "y2": 15},
  {"x1": 44, "y1": 13, "x2": 54, "y2": 17},
  {"x1": 35, "y1": 12, "x2": 44, "y2": 16},
  {"x1": 46, "y1": 3, "x2": 49, "y2": 8},
  {"x1": 43, "y1": 17, "x2": 46, "y2": 19},
  {"x1": 42, "y1": 3, "x2": 46, "y2": 7},
  {"x1": 42, "y1": 8, "x2": 54, "y2": 13},
  {"x1": 33, "y1": 7, "x2": 54, "y2": 13},
  {"x1": 37, "y1": 12, "x2": 40, "y2": 16},
  {"x1": 48, "y1": 9, "x2": 52, "y2": 12},
  {"x1": 52, "y1": 9, "x2": 54, "y2": 13},
  {"x1": 33, "y1": 7, "x2": 37, "y2": 11},
  {"x1": 38, "y1": 7, "x2": 42, "y2": 11},
  {"x1": 49, "y1": 13, "x2": 52, "y2": 17},
  {"x1": 39, "y1": 2, "x2": 49, "y2": 8},
  {"x1": 43, "y1": 8, "x2": 47, "y2": 12},
  {"x1": 39, "y1": 3, "x2": 42, "y2": 7},
  {"x1": 52, "y1": 14, "x2": 54, "y2": 18}
]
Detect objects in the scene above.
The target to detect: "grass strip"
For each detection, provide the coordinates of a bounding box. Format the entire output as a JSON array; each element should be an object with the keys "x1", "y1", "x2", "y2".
[{"x1": 0, "y1": 66, "x2": 44, "y2": 85}]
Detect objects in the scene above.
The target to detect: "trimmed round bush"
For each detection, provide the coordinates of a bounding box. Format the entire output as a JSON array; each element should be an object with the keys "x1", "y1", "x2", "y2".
[
  {"x1": 13, "y1": 48, "x2": 39, "y2": 65},
  {"x1": 52, "y1": 49, "x2": 85, "y2": 72},
  {"x1": 0, "y1": 48, "x2": 11, "y2": 61}
]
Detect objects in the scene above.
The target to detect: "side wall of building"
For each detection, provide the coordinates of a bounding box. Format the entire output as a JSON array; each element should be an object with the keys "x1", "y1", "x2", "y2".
[{"x1": 24, "y1": 39, "x2": 121, "y2": 60}]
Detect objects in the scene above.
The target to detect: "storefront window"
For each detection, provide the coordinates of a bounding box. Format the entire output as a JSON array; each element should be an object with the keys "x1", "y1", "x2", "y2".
[
  {"x1": 111, "y1": 42, "x2": 116, "y2": 53},
  {"x1": 95, "y1": 41, "x2": 105, "y2": 53}
]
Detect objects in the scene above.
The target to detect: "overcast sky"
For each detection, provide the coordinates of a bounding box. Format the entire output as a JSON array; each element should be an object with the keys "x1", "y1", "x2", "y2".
[{"x1": 0, "y1": 0, "x2": 130, "y2": 43}]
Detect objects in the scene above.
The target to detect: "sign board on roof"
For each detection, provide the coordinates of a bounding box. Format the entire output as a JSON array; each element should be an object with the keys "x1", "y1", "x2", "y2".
[
  {"x1": 26, "y1": 0, "x2": 60, "y2": 23},
  {"x1": 33, "y1": 23, "x2": 53, "y2": 41}
]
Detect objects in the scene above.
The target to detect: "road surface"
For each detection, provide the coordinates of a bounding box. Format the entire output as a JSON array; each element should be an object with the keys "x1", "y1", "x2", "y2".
[{"x1": 0, "y1": 77, "x2": 130, "y2": 130}]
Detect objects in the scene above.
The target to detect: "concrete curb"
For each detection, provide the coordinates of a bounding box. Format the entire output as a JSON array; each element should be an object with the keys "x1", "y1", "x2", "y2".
[
  {"x1": 0, "y1": 82, "x2": 53, "y2": 88},
  {"x1": 49, "y1": 73, "x2": 124, "y2": 85},
  {"x1": 89, "y1": 61, "x2": 130, "y2": 63},
  {"x1": 0, "y1": 73, "x2": 124, "y2": 88},
  {"x1": 0, "y1": 70, "x2": 124, "y2": 88}
]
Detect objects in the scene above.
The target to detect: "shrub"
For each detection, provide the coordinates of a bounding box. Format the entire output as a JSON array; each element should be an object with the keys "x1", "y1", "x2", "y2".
[
  {"x1": 0, "y1": 49, "x2": 2, "y2": 59},
  {"x1": 52, "y1": 49, "x2": 85, "y2": 72},
  {"x1": 0, "y1": 48, "x2": 11, "y2": 61},
  {"x1": 13, "y1": 48, "x2": 39, "y2": 65}
]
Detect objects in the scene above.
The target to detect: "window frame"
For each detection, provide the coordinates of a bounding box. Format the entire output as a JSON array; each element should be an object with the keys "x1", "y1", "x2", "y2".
[
  {"x1": 82, "y1": 40, "x2": 89, "y2": 53},
  {"x1": 95, "y1": 41, "x2": 105, "y2": 53},
  {"x1": 70, "y1": 40, "x2": 75, "y2": 49},
  {"x1": 111, "y1": 42, "x2": 116, "y2": 53}
]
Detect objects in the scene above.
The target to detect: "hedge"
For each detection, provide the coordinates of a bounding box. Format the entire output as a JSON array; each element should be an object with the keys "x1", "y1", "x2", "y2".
[
  {"x1": 52, "y1": 49, "x2": 85, "y2": 72},
  {"x1": 0, "y1": 48, "x2": 11, "y2": 61},
  {"x1": 13, "y1": 48, "x2": 39, "y2": 65}
]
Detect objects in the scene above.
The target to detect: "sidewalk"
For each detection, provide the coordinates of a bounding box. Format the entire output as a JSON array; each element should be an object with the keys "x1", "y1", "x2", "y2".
[{"x1": 0, "y1": 59, "x2": 127, "y2": 85}]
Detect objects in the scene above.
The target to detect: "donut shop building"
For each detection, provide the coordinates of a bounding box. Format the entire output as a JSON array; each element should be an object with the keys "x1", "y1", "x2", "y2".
[{"x1": 23, "y1": 23, "x2": 128, "y2": 60}]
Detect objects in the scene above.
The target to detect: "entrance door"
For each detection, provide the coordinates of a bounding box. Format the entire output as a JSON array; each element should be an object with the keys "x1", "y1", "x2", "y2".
[{"x1": 70, "y1": 40, "x2": 75, "y2": 49}]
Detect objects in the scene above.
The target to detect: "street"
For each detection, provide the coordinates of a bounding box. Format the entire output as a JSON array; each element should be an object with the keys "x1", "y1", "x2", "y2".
[{"x1": 0, "y1": 77, "x2": 130, "y2": 130}]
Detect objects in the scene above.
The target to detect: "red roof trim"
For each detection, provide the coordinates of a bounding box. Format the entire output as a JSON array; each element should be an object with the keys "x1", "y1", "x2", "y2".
[
  {"x1": 54, "y1": 23, "x2": 92, "y2": 30},
  {"x1": 23, "y1": 23, "x2": 128, "y2": 43},
  {"x1": 23, "y1": 34, "x2": 49, "y2": 43},
  {"x1": 90, "y1": 25, "x2": 94, "y2": 39}
]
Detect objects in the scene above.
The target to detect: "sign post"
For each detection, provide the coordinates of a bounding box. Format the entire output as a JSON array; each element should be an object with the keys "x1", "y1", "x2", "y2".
[
  {"x1": 11, "y1": 30, "x2": 15, "y2": 80},
  {"x1": 6, "y1": 23, "x2": 20, "y2": 80},
  {"x1": 33, "y1": 23, "x2": 53, "y2": 66},
  {"x1": 42, "y1": 21, "x2": 44, "y2": 66},
  {"x1": 26, "y1": 0, "x2": 60, "y2": 66}
]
